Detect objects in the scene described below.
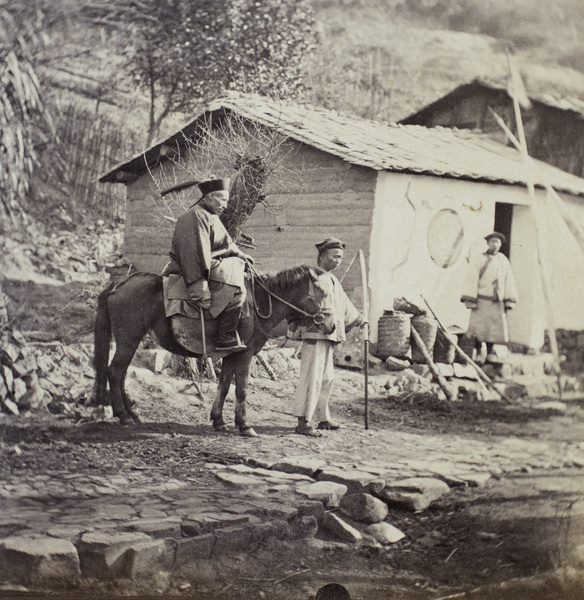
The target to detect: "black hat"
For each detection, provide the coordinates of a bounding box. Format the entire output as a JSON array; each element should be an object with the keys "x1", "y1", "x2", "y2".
[
  {"x1": 198, "y1": 178, "x2": 230, "y2": 195},
  {"x1": 315, "y1": 237, "x2": 346, "y2": 254},
  {"x1": 484, "y1": 232, "x2": 506, "y2": 244},
  {"x1": 160, "y1": 177, "x2": 230, "y2": 197}
]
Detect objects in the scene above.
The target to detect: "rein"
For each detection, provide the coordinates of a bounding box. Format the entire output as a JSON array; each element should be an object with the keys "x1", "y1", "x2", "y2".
[{"x1": 247, "y1": 263, "x2": 325, "y2": 325}]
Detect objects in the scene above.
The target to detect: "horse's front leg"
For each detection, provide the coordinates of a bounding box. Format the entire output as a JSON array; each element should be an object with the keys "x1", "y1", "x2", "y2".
[
  {"x1": 211, "y1": 357, "x2": 234, "y2": 432},
  {"x1": 234, "y1": 351, "x2": 258, "y2": 437}
]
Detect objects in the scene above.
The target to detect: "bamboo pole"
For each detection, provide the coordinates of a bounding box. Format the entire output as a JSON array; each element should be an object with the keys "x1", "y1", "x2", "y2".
[
  {"x1": 410, "y1": 326, "x2": 457, "y2": 402},
  {"x1": 421, "y1": 296, "x2": 512, "y2": 404},
  {"x1": 491, "y1": 60, "x2": 563, "y2": 394}
]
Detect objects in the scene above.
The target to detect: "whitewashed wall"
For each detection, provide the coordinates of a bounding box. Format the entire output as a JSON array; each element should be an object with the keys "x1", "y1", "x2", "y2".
[{"x1": 368, "y1": 172, "x2": 584, "y2": 348}]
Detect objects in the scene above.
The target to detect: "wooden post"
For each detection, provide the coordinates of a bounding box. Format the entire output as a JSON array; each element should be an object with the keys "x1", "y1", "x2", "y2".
[{"x1": 358, "y1": 250, "x2": 370, "y2": 430}]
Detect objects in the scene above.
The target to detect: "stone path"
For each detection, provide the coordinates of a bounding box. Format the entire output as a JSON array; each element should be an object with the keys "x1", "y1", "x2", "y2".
[{"x1": 2, "y1": 417, "x2": 584, "y2": 590}]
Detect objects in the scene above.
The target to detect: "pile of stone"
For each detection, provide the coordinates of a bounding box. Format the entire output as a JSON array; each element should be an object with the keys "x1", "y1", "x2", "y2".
[{"x1": 1, "y1": 284, "x2": 95, "y2": 418}]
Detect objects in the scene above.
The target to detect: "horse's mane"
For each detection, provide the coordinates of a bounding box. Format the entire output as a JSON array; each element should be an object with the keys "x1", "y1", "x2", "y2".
[{"x1": 256, "y1": 264, "x2": 325, "y2": 295}]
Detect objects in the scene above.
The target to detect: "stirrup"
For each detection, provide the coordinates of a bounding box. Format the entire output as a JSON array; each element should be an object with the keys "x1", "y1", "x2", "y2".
[{"x1": 215, "y1": 332, "x2": 247, "y2": 353}]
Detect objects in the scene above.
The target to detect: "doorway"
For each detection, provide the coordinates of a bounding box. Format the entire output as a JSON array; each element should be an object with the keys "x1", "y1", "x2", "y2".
[{"x1": 494, "y1": 203, "x2": 513, "y2": 259}]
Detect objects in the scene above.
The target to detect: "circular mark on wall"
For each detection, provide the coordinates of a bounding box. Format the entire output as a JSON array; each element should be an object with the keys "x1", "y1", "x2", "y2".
[{"x1": 427, "y1": 208, "x2": 464, "y2": 268}]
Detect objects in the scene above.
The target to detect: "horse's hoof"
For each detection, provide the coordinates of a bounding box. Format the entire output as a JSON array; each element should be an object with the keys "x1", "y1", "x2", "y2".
[
  {"x1": 214, "y1": 424, "x2": 229, "y2": 433},
  {"x1": 131, "y1": 414, "x2": 141, "y2": 424},
  {"x1": 119, "y1": 416, "x2": 133, "y2": 425},
  {"x1": 240, "y1": 427, "x2": 259, "y2": 438}
]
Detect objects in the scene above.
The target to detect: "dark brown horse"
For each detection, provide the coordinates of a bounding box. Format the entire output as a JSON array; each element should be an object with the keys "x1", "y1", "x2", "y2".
[{"x1": 93, "y1": 265, "x2": 335, "y2": 436}]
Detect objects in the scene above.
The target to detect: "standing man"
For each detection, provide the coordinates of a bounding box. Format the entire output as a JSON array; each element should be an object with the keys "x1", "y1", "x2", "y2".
[
  {"x1": 290, "y1": 237, "x2": 364, "y2": 437},
  {"x1": 460, "y1": 232, "x2": 518, "y2": 362},
  {"x1": 161, "y1": 177, "x2": 253, "y2": 353}
]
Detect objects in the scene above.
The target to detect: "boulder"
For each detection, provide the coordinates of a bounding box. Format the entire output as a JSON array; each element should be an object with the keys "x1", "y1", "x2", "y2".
[{"x1": 339, "y1": 493, "x2": 388, "y2": 524}]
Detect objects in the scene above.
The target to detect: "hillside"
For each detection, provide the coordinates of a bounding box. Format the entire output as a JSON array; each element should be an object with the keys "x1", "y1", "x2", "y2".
[
  {"x1": 35, "y1": 0, "x2": 584, "y2": 151},
  {"x1": 308, "y1": 0, "x2": 584, "y2": 123}
]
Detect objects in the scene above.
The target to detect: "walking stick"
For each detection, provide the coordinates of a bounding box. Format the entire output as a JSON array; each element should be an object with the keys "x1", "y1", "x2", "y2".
[
  {"x1": 200, "y1": 307, "x2": 217, "y2": 381},
  {"x1": 358, "y1": 250, "x2": 370, "y2": 430}
]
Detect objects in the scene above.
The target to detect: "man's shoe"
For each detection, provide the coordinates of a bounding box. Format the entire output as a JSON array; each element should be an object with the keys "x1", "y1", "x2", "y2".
[{"x1": 317, "y1": 420, "x2": 341, "y2": 430}]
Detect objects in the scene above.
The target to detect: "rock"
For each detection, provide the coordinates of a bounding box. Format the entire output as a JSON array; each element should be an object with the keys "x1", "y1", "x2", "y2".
[
  {"x1": 339, "y1": 493, "x2": 388, "y2": 524},
  {"x1": 0, "y1": 534, "x2": 80, "y2": 584},
  {"x1": 297, "y1": 501, "x2": 325, "y2": 523},
  {"x1": 289, "y1": 515, "x2": 318, "y2": 539},
  {"x1": 385, "y1": 356, "x2": 410, "y2": 371},
  {"x1": 321, "y1": 513, "x2": 362, "y2": 543},
  {"x1": 12, "y1": 378, "x2": 28, "y2": 403},
  {"x1": 76, "y1": 531, "x2": 151, "y2": 578},
  {"x1": 435, "y1": 363, "x2": 454, "y2": 378},
  {"x1": 181, "y1": 513, "x2": 250, "y2": 536},
  {"x1": 373, "y1": 477, "x2": 451, "y2": 512},
  {"x1": 270, "y1": 457, "x2": 326, "y2": 477},
  {"x1": 452, "y1": 363, "x2": 479, "y2": 379},
  {"x1": 411, "y1": 364, "x2": 432, "y2": 379},
  {"x1": 215, "y1": 472, "x2": 262, "y2": 487},
  {"x1": 174, "y1": 534, "x2": 215, "y2": 566},
  {"x1": 296, "y1": 481, "x2": 348, "y2": 508},
  {"x1": 454, "y1": 472, "x2": 492, "y2": 487},
  {"x1": 123, "y1": 539, "x2": 173, "y2": 579},
  {"x1": 317, "y1": 468, "x2": 378, "y2": 494},
  {"x1": 130, "y1": 519, "x2": 182, "y2": 539},
  {"x1": 2, "y1": 398, "x2": 19, "y2": 415},
  {"x1": 364, "y1": 522, "x2": 406, "y2": 544}
]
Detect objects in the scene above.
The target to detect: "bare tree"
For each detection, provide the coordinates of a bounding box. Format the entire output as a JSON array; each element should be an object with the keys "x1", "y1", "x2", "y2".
[{"x1": 150, "y1": 110, "x2": 292, "y2": 244}]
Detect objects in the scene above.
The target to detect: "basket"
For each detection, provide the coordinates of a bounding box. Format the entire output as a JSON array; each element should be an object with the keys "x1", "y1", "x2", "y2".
[
  {"x1": 377, "y1": 311, "x2": 411, "y2": 360},
  {"x1": 411, "y1": 314, "x2": 438, "y2": 363},
  {"x1": 433, "y1": 328, "x2": 456, "y2": 364}
]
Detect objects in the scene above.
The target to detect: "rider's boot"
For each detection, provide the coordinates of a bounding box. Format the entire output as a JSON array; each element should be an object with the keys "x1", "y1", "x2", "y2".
[{"x1": 215, "y1": 307, "x2": 247, "y2": 353}]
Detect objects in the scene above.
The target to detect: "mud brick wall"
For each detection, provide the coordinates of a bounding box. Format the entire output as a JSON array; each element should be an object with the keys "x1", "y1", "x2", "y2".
[
  {"x1": 122, "y1": 139, "x2": 378, "y2": 299},
  {"x1": 245, "y1": 141, "x2": 377, "y2": 299}
]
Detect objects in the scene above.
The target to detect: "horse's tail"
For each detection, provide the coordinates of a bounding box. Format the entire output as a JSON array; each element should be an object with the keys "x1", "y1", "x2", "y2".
[{"x1": 92, "y1": 283, "x2": 114, "y2": 405}]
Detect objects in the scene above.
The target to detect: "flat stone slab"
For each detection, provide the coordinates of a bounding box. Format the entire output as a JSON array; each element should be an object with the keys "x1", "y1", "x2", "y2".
[
  {"x1": 295, "y1": 481, "x2": 348, "y2": 508},
  {"x1": 270, "y1": 457, "x2": 327, "y2": 477},
  {"x1": 0, "y1": 534, "x2": 80, "y2": 584},
  {"x1": 317, "y1": 468, "x2": 378, "y2": 494},
  {"x1": 181, "y1": 513, "x2": 250, "y2": 536},
  {"x1": 372, "y1": 477, "x2": 451, "y2": 512}
]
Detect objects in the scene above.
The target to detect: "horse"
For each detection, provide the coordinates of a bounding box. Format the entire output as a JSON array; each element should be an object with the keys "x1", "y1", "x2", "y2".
[{"x1": 92, "y1": 265, "x2": 335, "y2": 437}]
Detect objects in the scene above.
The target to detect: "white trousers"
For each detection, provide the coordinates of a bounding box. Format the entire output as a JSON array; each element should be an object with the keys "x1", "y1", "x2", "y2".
[{"x1": 293, "y1": 340, "x2": 334, "y2": 423}]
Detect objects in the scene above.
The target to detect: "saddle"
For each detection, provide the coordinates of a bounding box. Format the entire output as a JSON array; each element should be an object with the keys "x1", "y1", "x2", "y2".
[{"x1": 163, "y1": 275, "x2": 251, "y2": 358}]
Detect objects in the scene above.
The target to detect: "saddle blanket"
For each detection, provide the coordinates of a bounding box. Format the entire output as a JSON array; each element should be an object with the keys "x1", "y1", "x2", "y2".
[{"x1": 163, "y1": 275, "x2": 250, "y2": 357}]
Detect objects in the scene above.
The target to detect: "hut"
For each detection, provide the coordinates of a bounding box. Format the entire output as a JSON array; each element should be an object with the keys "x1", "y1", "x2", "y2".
[
  {"x1": 100, "y1": 93, "x2": 584, "y2": 351},
  {"x1": 400, "y1": 77, "x2": 584, "y2": 179}
]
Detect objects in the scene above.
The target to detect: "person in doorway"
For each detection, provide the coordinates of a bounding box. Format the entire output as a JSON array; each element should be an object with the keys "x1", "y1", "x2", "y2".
[
  {"x1": 290, "y1": 237, "x2": 365, "y2": 437},
  {"x1": 161, "y1": 177, "x2": 253, "y2": 353},
  {"x1": 460, "y1": 232, "x2": 518, "y2": 362}
]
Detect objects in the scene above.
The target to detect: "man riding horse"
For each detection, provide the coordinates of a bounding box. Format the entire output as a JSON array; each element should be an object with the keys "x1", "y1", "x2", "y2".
[{"x1": 161, "y1": 177, "x2": 254, "y2": 353}]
